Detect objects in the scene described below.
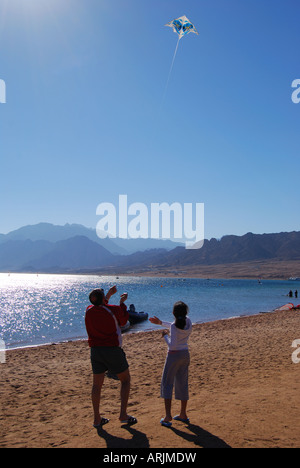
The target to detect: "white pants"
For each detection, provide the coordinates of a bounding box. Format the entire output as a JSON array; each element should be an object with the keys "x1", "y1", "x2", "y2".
[{"x1": 161, "y1": 350, "x2": 190, "y2": 401}]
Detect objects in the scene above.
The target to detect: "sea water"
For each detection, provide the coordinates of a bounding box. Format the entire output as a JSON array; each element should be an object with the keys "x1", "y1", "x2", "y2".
[{"x1": 0, "y1": 273, "x2": 298, "y2": 349}]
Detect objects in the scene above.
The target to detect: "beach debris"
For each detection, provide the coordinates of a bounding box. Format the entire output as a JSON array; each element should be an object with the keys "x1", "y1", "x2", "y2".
[
  {"x1": 275, "y1": 303, "x2": 294, "y2": 311},
  {"x1": 275, "y1": 303, "x2": 300, "y2": 311}
]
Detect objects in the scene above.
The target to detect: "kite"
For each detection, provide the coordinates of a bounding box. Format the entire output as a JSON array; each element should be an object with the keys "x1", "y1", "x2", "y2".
[
  {"x1": 165, "y1": 15, "x2": 199, "y2": 39},
  {"x1": 162, "y1": 16, "x2": 198, "y2": 102}
]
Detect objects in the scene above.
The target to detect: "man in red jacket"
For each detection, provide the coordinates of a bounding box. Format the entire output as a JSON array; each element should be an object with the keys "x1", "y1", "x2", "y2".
[{"x1": 85, "y1": 287, "x2": 137, "y2": 428}]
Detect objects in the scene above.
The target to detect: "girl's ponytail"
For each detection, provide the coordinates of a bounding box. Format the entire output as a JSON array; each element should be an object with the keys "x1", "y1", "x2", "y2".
[{"x1": 173, "y1": 301, "x2": 189, "y2": 330}]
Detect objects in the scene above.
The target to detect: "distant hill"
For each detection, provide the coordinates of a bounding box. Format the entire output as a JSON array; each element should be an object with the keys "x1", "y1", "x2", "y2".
[
  {"x1": 107, "y1": 231, "x2": 300, "y2": 272},
  {"x1": 0, "y1": 223, "x2": 182, "y2": 255},
  {"x1": 0, "y1": 236, "x2": 115, "y2": 272},
  {"x1": 28, "y1": 236, "x2": 116, "y2": 271},
  {"x1": 0, "y1": 239, "x2": 53, "y2": 272},
  {"x1": 145, "y1": 231, "x2": 300, "y2": 268},
  {"x1": 0, "y1": 227, "x2": 299, "y2": 274},
  {"x1": 0, "y1": 223, "x2": 126, "y2": 255}
]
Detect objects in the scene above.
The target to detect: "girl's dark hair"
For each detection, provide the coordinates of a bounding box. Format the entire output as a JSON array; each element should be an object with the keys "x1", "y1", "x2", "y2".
[{"x1": 173, "y1": 301, "x2": 189, "y2": 330}]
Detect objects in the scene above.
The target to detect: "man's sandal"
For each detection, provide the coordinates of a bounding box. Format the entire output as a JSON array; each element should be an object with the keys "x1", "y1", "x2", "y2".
[
  {"x1": 93, "y1": 417, "x2": 110, "y2": 428},
  {"x1": 120, "y1": 416, "x2": 138, "y2": 426}
]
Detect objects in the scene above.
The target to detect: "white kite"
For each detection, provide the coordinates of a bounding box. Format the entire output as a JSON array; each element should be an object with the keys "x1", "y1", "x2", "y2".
[
  {"x1": 165, "y1": 15, "x2": 199, "y2": 39},
  {"x1": 162, "y1": 16, "x2": 198, "y2": 101}
]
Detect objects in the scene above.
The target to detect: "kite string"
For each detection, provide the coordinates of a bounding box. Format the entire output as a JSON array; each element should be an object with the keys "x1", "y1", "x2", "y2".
[
  {"x1": 161, "y1": 35, "x2": 181, "y2": 105},
  {"x1": 167, "y1": 35, "x2": 181, "y2": 88}
]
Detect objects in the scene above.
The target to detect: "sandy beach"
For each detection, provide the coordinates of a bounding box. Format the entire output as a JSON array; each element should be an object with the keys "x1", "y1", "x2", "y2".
[
  {"x1": 0, "y1": 309, "x2": 299, "y2": 449},
  {"x1": 91, "y1": 259, "x2": 300, "y2": 280}
]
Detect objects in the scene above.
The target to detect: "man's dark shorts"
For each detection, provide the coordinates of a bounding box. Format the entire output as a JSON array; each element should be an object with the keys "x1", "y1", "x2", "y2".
[{"x1": 91, "y1": 346, "x2": 129, "y2": 375}]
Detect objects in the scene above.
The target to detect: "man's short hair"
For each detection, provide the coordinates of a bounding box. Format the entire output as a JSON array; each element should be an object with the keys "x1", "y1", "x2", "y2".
[{"x1": 89, "y1": 289, "x2": 105, "y2": 306}]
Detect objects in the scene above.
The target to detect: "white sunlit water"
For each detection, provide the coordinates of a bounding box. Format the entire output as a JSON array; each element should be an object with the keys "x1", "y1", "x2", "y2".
[{"x1": 0, "y1": 273, "x2": 298, "y2": 349}]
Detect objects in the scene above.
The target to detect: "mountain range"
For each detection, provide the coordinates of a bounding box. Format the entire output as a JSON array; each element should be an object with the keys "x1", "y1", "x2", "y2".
[
  {"x1": 0, "y1": 222, "x2": 182, "y2": 255},
  {"x1": 0, "y1": 223, "x2": 299, "y2": 274}
]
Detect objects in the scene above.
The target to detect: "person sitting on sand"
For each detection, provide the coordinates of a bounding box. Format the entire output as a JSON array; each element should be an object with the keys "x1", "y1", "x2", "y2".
[
  {"x1": 85, "y1": 287, "x2": 137, "y2": 428},
  {"x1": 149, "y1": 301, "x2": 192, "y2": 427}
]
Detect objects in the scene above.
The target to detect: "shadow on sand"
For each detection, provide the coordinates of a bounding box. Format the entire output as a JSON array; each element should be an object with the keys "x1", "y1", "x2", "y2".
[
  {"x1": 96, "y1": 421, "x2": 230, "y2": 449},
  {"x1": 170, "y1": 422, "x2": 231, "y2": 448},
  {"x1": 96, "y1": 424, "x2": 150, "y2": 448}
]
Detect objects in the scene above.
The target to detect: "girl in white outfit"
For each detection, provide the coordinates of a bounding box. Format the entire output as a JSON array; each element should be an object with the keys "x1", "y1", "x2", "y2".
[{"x1": 149, "y1": 301, "x2": 192, "y2": 427}]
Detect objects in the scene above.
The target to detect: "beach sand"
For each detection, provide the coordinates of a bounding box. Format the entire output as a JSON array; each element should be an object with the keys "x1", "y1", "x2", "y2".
[
  {"x1": 0, "y1": 310, "x2": 299, "y2": 449},
  {"x1": 90, "y1": 259, "x2": 300, "y2": 280}
]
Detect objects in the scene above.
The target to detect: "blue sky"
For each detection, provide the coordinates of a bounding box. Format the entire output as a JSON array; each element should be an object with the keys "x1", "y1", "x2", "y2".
[{"x1": 0, "y1": 0, "x2": 299, "y2": 240}]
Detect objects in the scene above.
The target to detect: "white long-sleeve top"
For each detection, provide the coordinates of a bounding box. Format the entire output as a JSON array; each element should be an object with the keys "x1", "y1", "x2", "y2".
[{"x1": 161, "y1": 317, "x2": 192, "y2": 351}]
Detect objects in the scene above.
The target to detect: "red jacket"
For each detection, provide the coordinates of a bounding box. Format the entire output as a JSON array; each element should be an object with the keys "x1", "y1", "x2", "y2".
[{"x1": 85, "y1": 303, "x2": 128, "y2": 347}]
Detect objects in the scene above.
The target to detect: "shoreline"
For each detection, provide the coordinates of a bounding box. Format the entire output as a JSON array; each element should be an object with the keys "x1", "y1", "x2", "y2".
[
  {"x1": 1, "y1": 309, "x2": 299, "y2": 448},
  {"x1": 4, "y1": 307, "x2": 280, "y2": 352},
  {"x1": 1, "y1": 258, "x2": 300, "y2": 280},
  {"x1": 2, "y1": 273, "x2": 298, "y2": 352}
]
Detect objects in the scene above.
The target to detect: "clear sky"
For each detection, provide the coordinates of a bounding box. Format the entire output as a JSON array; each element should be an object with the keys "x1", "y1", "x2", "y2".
[{"x1": 0, "y1": 0, "x2": 299, "y2": 240}]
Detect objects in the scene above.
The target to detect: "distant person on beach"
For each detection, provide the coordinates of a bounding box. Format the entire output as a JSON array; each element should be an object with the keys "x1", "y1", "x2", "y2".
[
  {"x1": 288, "y1": 290, "x2": 293, "y2": 298},
  {"x1": 85, "y1": 287, "x2": 137, "y2": 428},
  {"x1": 295, "y1": 290, "x2": 298, "y2": 299},
  {"x1": 149, "y1": 301, "x2": 192, "y2": 427}
]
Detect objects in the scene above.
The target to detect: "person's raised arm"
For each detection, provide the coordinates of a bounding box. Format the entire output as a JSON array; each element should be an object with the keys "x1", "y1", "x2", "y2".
[
  {"x1": 149, "y1": 316, "x2": 162, "y2": 326},
  {"x1": 119, "y1": 293, "x2": 128, "y2": 305},
  {"x1": 105, "y1": 285, "x2": 117, "y2": 303},
  {"x1": 150, "y1": 316, "x2": 173, "y2": 329}
]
